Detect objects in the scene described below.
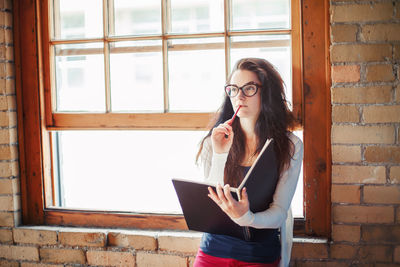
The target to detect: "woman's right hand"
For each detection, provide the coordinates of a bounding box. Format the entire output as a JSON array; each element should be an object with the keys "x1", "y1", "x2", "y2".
[{"x1": 211, "y1": 119, "x2": 234, "y2": 154}]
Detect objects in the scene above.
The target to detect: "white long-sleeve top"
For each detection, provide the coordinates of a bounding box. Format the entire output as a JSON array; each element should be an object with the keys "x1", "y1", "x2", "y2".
[{"x1": 199, "y1": 133, "x2": 304, "y2": 267}]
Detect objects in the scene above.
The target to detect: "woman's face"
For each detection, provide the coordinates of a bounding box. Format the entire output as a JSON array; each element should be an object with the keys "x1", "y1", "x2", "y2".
[{"x1": 229, "y1": 69, "x2": 262, "y2": 122}]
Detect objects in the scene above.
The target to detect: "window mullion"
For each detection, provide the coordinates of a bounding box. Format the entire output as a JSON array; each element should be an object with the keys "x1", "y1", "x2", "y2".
[
  {"x1": 103, "y1": 0, "x2": 111, "y2": 113},
  {"x1": 162, "y1": 0, "x2": 170, "y2": 112},
  {"x1": 224, "y1": 0, "x2": 230, "y2": 79}
]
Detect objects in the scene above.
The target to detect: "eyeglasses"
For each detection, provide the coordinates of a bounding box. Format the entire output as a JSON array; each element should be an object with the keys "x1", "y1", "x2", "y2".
[{"x1": 224, "y1": 82, "x2": 260, "y2": 97}]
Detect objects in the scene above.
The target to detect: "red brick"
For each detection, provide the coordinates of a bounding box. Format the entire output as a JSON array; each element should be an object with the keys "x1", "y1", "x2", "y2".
[
  {"x1": 0, "y1": 145, "x2": 18, "y2": 161},
  {"x1": 0, "y1": 196, "x2": 18, "y2": 212},
  {"x1": 136, "y1": 252, "x2": 187, "y2": 267},
  {"x1": 108, "y1": 231, "x2": 157, "y2": 250},
  {"x1": 358, "y1": 245, "x2": 392, "y2": 262},
  {"x1": 395, "y1": 246, "x2": 400, "y2": 262},
  {"x1": 332, "y1": 184, "x2": 360, "y2": 203},
  {"x1": 332, "y1": 224, "x2": 360, "y2": 242},
  {"x1": 13, "y1": 228, "x2": 57, "y2": 245},
  {"x1": 330, "y1": 244, "x2": 357, "y2": 259},
  {"x1": 0, "y1": 179, "x2": 18, "y2": 194},
  {"x1": 0, "y1": 245, "x2": 39, "y2": 261},
  {"x1": 362, "y1": 225, "x2": 400, "y2": 244},
  {"x1": 332, "y1": 125, "x2": 395, "y2": 144},
  {"x1": 363, "y1": 185, "x2": 400, "y2": 204},
  {"x1": 59, "y1": 231, "x2": 106, "y2": 247},
  {"x1": 332, "y1": 165, "x2": 386, "y2": 184},
  {"x1": 40, "y1": 248, "x2": 85, "y2": 264},
  {"x1": 0, "y1": 212, "x2": 15, "y2": 227},
  {"x1": 332, "y1": 65, "x2": 360, "y2": 83},
  {"x1": 87, "y1": 250, "x2": 135, "y2": 267},
  {"x1": 333, "y1": 205, "x2": 394, "y2": 223},
  {"x1": 0, "y1": 259, "x2": 19, "y2": 267},
  {"x1": 0, "y1": 162, "x2": 19, "y2": 178}
]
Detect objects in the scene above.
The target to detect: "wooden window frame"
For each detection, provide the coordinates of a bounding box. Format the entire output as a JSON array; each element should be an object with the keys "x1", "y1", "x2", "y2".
[{"x1": 14, "y1": 0, "x2": 331, "y2": 237}]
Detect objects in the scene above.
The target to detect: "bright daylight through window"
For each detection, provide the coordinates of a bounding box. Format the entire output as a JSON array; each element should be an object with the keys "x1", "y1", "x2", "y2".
[{"x1": 50, "y1": 0, "x2": 303, "y2": 218}]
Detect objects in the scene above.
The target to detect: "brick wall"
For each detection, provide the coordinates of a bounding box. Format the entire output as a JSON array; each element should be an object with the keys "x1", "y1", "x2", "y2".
[{"x1": 1, "y1": 0, "x2": 399, "y2": 266}]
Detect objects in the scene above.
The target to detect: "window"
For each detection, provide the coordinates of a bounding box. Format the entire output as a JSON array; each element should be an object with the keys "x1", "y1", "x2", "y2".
[{"x1": 15, "y1": 0, "x2": 331, "y2": 236}]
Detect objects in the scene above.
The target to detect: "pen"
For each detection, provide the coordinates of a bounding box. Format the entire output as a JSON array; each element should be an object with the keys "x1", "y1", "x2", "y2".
[{"x1": 225, "y1": 105, "x2": 242, "y2": 138}]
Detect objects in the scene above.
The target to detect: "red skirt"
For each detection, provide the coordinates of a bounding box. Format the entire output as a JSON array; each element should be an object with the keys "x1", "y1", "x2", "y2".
[{"x1": 193, "y1": 249, "x2": 280, "y2": 267}]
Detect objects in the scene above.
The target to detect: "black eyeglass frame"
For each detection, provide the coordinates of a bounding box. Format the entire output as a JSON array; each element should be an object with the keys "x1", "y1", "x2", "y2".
[{"x1": 224, "y1": 81, "x2": 261, "y2": 97}]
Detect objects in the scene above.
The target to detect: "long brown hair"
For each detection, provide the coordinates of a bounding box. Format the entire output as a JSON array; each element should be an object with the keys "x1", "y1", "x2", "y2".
[{"x1": 197, "y1": 58, "x2": 295, "y2": 187}]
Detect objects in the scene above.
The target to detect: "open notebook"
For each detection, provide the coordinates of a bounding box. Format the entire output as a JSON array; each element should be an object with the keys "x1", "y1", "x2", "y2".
[{"x1": 172, "y1": 139, "x2": 279, "y2": 240}]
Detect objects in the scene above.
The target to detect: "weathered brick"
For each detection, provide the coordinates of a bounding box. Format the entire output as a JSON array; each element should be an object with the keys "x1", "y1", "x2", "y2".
[
  {"x1": 136, "y1": 252, "x2": 187, "y2": 267},
  {"x1": 59, "y1": 231, "x2": 106, "y2": 247},
  {"x1": 0, "y1": 179, "x2": 18, "y2": 194},
  {"x1": 331, "y1": 24, "x2": 358, "y2": 43},
  {"x1": 332, "y1": 224, "x2": 360, "y2": 242},
  {"x1": 333, "y1": 205, "x2": 394, "y2": 223},
  {"x1": 332, "y1": 165, "x2": 386, "y2": 184},
  {"x1": 397, "y1": 84, "x2": 400, "y2": 103},
  {"x1": 0, "y1": 128, "x2": 17, "y2": 145},
  {"x1": 0, "y1": 145, "x2": 18, "y2": 161},
  {"x1": 108, "y1": 231, "x2": 157, "y2": 250},
  {"x1": 21, "y1": 263, "x2": 63, "y2": 267},
  {"x1": 291, "y1": 242, "x2": 328, "y2": 259},
  {"x1": 332, "y1": 125, "x2": 395, "y2": 144},
  {"x1": 0, "y1": 245, "x2": 39, "y2": 261},
  {"x1": 364, "y1": 105, "x2": 400, "y2": 123},
  {"x1": 331, "y1": 65, "x2": 360, "y2": 83},
  {"x1": 364, "y1": 185, "x2": 400, "y2": 204},
  {"x1": 0, "y1": 162, "x2": 19, "y2": 178},
  {"x1": 0, "y1": 259, "x2": 19, "y2": 267},
  {"x1": 361, "y1": 24, "x2": 400, "y2": 42},
  {"x1": 395, "y1": 45, "x2": 400, "y2": 61},
  {"x1": 390, "y1": 166, "x2": 400, "y2": 183},
  {"x1": 0, "y1": 112, "x2": 16, "y2": 127},
  {"x1": 332, "y1": 3, "x2": 394, "y2": 23},
  {"x1": 0, "y1": 228, "x2": 12, "y2": 243},
  {"x1": 13, "y1": 228, "x2": 57, "y2": 245},
  {"x1": 332, "y1": 184, "x2": 360, "y2": 203},
  {"x1": 331, "y1": 86, "x2": 392, "y2": 104},
  {"x1": 362, "y1": 225, "x2": 400, "y2": 244},
  {"x1": 330, "y1": 244, "x2": 357, "y2": 259},
  {"x1": 40, "y1": 248, "x2": 85, "y2": 264},
  {"x1": 87, "y1": 250, "x2": 135, "y2": 267},
  {"x1": 332, "y1": 145, "x2": 361, "y2": 163},
  {"x1": 0, "y1": 196, "x2": 18, "y2": 211},
  {"x1": 366, "y1": 64, "x2": 395, "y2": 82},
  {"x1": 365, "y1": 146, "x2": 400, "y2": 163},
  {"x1": 332, "y1": 105, "x2": 359, "y2": 122},
  {"x1": 0, "y1": 212, "x2": 14, "y2": 227},
  {"x1": 331, "y1": 44, "x2": 391, "y2": 63},
  {"x1": 5, "y1": 79, "x2": 14, "y2": 95},
  {"x1": 158, "y1": 233, "x2": 201, "y2": 254},
  {"x1": 395, "y1": 246, "x2": 400, "y2": 263},
  {"x1": 358, "y1": 245, "x2": 392, "y2": 262}
]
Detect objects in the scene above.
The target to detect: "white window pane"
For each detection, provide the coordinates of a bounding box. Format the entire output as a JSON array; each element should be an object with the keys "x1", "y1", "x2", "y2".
[
  {"x1": 168, "y1": 38, "x2": 225, "y2": 112},
  {"x1": 230, "y1": 35, "x2": 292, "y2": 106},
  {"x1": 112, "y1": 0, "x2": 161, "y2": 36},
  {"x1": 52, "y1": 130, "x2": 206, "y2": 213},
  {"x1": 54, "y1": 0, "x2": 103, "y2": 39},
  {"x1": 231, "y1": 0, "x2": 290, "y2": 31},
  {"x1": 170, "y1": 0, "x2": 224, "y2": 34},
  {"x1": 110, "y1": 41, "x2": 164, "y2": 112},
  {"x1": 55, "y1": 43, "x2": 105, "y2": 112}
]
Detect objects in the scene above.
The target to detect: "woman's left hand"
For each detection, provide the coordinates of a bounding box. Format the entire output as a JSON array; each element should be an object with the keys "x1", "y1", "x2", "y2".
[{"x1": 208, "y1": 183, "x2": 249, "y2": 219}]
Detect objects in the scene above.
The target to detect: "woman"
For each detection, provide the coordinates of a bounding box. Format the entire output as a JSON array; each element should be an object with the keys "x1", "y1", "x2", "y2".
[{"x1": 194, "y1": 58, "x2": 303, "y2": 267}]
